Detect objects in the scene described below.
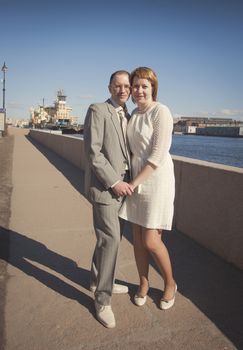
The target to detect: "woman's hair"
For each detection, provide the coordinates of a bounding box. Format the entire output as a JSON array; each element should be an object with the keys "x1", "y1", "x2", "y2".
[{"x1": 130, "y1": 67, "x2": 158, "y2": 101}]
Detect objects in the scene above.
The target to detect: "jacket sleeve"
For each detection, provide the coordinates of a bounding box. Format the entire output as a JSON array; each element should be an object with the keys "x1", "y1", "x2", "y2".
[{"x1": 84, "y1": 104, "x2": 120, "y2": 189}]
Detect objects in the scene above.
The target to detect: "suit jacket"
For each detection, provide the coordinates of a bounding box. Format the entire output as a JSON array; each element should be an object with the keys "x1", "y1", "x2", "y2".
[{"x1": 84, "y1": 99, "x2": 130, "y2": 204}]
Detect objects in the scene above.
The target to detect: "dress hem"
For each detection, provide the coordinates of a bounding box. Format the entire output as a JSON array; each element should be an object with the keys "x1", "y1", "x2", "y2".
[{"x1": 119, "y1": 216, "x2": 172, "y2": 231}]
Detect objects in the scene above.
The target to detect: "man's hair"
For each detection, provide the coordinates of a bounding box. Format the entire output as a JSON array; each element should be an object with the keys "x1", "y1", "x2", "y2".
[
  {"x1": 109, "y1": 70, "x2": 130, "y2": 85},
  {"x1": 130, "y1": 67, "x2": 158, "y2": 101}
]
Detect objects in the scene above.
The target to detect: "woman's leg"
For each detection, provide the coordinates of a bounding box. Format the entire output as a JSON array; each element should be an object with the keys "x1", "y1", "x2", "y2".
[
  {"x1": 133, "y1": 224, "x2": 150, "y2": 296},
  {"x1": 142, "y1": 228, "x2": 176, "y2": 300}
]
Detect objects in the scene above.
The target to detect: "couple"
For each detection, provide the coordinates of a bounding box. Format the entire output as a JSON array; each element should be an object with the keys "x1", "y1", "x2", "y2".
[{"x1": 84, "y1": 67, "x2": 176, "y2": 328}]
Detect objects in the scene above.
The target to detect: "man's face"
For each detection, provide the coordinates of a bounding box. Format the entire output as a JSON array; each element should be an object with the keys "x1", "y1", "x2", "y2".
[{"x1": 109, "y1": 73, "x2": 130, "y2": 106}]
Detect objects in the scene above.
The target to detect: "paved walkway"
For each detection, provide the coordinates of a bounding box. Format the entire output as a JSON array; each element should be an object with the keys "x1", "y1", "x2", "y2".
[{"x1": 0, "y1": 127, "x2": 242, "y2": 350}]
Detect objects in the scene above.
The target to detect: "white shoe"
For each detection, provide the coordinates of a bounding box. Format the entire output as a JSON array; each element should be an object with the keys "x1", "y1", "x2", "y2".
[
  {"x1": 134, "y1": 294, "x2": 147, "y2": 306},
  {"x1": 90, "y1": 283, "x2": 128, "y2": 294},
  {"x1": 160, "y1": 284, "x2": 177, "y2": 310},
  {"x1": 94, "y1": 301, "x2": 116, "y2": 328}
]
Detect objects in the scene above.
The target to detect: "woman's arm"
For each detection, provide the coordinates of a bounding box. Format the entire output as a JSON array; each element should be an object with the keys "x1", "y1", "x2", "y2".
[{"x1": 130, "y1": 161, "x2": 156, "y2": 190}]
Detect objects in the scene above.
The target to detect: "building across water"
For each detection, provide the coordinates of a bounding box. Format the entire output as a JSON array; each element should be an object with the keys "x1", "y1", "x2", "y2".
[
  {"x1": 30, "y1": 90, "x2": 78, "y2": 128},
  {"x1": 196, "y1": 126, "x2": 243, "y2": 137},
  {"x1": 174, "y1": 116, "x2": 243, "y2": 137}
]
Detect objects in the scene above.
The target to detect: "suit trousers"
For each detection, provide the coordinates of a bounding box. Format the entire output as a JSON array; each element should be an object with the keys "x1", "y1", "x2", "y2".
[{"x1": 90, "y1": 199, "x2": 124, "y2": 305}]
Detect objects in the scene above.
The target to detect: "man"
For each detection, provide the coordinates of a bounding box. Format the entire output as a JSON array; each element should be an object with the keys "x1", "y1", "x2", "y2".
[{"x1": 84, "y1": 70, "x2": 133, "y2": 328}]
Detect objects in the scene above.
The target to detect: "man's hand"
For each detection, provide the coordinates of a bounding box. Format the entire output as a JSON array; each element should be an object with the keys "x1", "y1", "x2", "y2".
[{"x1": 112, "y1": 181, "x2": 134, "y2": 197}]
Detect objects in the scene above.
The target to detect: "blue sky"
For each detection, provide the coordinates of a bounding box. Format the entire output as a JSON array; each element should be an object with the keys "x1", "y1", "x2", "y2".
[{"x1": 1, "y1": 0, "x2": 243, "y2": 123}]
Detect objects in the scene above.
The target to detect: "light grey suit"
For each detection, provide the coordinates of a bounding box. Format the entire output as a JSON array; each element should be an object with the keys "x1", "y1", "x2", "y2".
[{"x1": 84, "y1": 99, "x2": 130, "y2": 305}]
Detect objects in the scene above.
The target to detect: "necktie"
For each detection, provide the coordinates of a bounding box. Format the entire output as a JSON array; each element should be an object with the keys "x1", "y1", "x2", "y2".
[
  {"x1": 118, "y1": 109, "x2": 127, "y2": 142},
  {"x1": 118, "y1": 108, "x2": 130, "y2": 170}
]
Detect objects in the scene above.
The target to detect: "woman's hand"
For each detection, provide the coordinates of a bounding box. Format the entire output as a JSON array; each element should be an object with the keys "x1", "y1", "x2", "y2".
[{"x1": 129, "y1": 182, "x2": 136, "y2": 192}]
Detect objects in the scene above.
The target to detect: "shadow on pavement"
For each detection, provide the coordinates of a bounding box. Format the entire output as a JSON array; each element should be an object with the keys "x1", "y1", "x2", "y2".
[
  {"x1": 165, "y1": 229, "x2": 243, "y2": 349},
  {"x1": 26, "y1": 135, "x2": 243, "y2": 349},
  {"x1": 0, "y1": 227, "x2": 94, "y2": 315}
]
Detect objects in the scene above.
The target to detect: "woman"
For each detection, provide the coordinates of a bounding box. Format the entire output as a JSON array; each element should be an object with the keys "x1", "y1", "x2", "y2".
[{"x1": 119, "y1": 67, "x2": 176, "y2": 309}]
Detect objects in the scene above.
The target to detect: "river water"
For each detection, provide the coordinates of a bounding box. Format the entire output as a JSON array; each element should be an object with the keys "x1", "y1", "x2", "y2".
[
  {"x1": 171, "y1": 135, "x2": 243, "y2": 168},
  {"x1": 74, "y1": 133, "x2": 243, "y2": 168}
]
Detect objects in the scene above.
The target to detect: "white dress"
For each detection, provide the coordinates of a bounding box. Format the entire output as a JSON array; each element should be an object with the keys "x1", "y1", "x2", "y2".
[{"x1": 119, "y1": 102, "x2": 175, "y2": 230}]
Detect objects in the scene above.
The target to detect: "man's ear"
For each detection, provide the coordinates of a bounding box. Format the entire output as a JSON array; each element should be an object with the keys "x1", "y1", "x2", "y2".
[{"x1": 108, "y1": 85, "x2": 111, "y2": 94}]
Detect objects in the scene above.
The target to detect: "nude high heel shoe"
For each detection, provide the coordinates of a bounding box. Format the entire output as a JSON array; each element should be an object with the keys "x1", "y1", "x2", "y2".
[
  {"x1": 134, "y1": 294, "x2": 147, "y2": 306},
  {"x1": 134, "y1": 284, "x2": 149, "y2": 306},
  {"x1": 160, "y1": 284, "x2": 177, "y2": 310}
]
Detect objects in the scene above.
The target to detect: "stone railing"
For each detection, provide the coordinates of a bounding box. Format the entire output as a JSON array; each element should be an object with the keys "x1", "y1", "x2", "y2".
[{"x1": 29, "y1": 129, "x2": 243, "y2": 270}]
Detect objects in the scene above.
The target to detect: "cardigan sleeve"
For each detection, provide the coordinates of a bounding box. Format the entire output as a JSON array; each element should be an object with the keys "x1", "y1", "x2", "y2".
[{"x1": 147, "y1": 104, "x2": 173, "y2": 167}]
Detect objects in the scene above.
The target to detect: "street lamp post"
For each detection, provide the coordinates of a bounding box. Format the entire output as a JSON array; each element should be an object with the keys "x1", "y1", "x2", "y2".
[
  {"x1": 2, "y1": 62, "x2": 8, "y2": 110},
  {"x1": 1, "y1": 62, "x2": 8, "y2": 134}
]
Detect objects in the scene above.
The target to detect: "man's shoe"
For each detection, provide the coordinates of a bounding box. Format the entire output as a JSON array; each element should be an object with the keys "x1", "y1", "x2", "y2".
[
  {"x1": 90, "y1": 283, "x2": 128, "y2": 294},
  {"x1": 112, "y1": 283, "x2": 129, "y2": 294},
  {"x1": 95, "y1": 301, "x2": 116, "y2": 328}
]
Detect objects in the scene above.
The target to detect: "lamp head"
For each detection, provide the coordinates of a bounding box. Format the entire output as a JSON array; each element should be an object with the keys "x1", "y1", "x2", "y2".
[{"x1": 1, "y1": 62, "x2": 8, "y2": 72}]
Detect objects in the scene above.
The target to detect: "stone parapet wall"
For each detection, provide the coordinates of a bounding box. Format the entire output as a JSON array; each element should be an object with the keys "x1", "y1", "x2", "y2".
[
  {"x1": 172, "y1": 155, "x2": 243, "y2": 270},
  {"x1": 29, "y1": 130, "x2": 85, "y2": 170}
]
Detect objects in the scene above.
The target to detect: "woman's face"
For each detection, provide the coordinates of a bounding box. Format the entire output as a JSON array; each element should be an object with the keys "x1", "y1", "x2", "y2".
[{"x1": 131, "y1": 77, "x2": 153, "y2": 105}]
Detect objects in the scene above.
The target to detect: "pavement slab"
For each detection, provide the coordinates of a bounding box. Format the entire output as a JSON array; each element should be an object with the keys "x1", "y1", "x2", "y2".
[{"x1": 0, "y1": 127, "x2": 242, "y2": 350}]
